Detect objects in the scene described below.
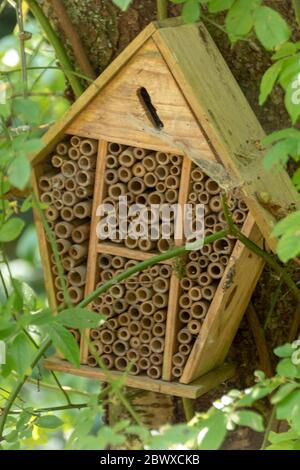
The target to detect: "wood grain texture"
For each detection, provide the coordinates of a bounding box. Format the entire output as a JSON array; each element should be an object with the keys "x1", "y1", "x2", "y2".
[
  {"x1": 67, "y1": 38, "x2": 213, "y2": 158},
  {"x1": 153, "y1": 22, "x2": 300, "y2": 252},
  {"x1": 44, "y1": 357, "x2": 235, "y2": 399},
  {"x1": 97, "y1": 243, "x2": 173, "y2": 264},
  {"x1": 181, "y1": 214, "x2": 265, "y2": 384}
]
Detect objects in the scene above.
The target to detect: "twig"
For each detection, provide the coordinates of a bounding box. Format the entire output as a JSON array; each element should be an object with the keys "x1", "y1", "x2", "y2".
[
  {"x1": 25, "y1": 0, "x2": 84, "y2": 97},
  {"x1": 157, "y1": 0, "x2": 168, "y2": 21},
  {"x1": 292, "y1": 0, "x2": 300, "y2": 29},
  {"x1": 261, "y1": 407, "x2": 276, "y2": 450},
  {"x1": 16, "y1": 0, "x2": 28, "y2": 97},
  {"x1": 1, "y1": 65, "x2": 95, "y2": 84},
  {"x1": 11, "y1": 372, "x2": 91, "y2": 397},
  {"x1": 264, "y1": 272, "x2": 284, "y2": 330},
  {"x1": 246, "y1": 303, "x2": 273, "y2": 377},
  {"x1": 51, "y1": 0, "x2": 95, "y2": 80}
]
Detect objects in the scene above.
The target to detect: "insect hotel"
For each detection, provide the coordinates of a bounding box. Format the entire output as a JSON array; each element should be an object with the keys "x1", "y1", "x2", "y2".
[{"x1": 31, "y1": 19, "x2": 299, "y2": 400}]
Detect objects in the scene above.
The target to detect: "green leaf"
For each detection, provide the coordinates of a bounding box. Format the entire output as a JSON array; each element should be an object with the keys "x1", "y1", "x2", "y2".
[
  {"x1": 231, "y1": 410, "x2": 264, "y2": 432},
  {"x1": 254, "y1": 7, "x2": 290, "y2": 50},
  {"x1": 276, "y1": 358, "x2": 299, "y2": 378},
  {"x1": 271, "y1": 383, "x2": 299, "y2": 405},
  {"x1": 263, "y1": 128, "x2": 300, "y2": 145},
  {"x1": 0, "y1": 217, "x2": 25, "y2": 242},
  {"x1": 263, "y1": 139, "x2": 297, "y2": 170},
  {"x1": 276, "y1": 390, "x2": 300, "y2": 421},
  {"x1": 35, "y1": 415, "x2": 63, "y2": 429},
  {"x1": 276, "y1": 235, "x2": 300, "y2": 262},
  {"x1": 9, "y1": 332, "x2": 34, "y2": 375},
  {"x1": 48, "y1": 324, "x2": 80, "y2": 367},
  {"x1": 273, "y1": 212, "x2": 300, "y2": 237},
  {"x1": 196, "y1": 410, "x2": 227, "y2": 450},
  {"x1": 29, "y1": 308, "x2": 53, "y2": 326},
  {"x1": 57, "y1": 308, "x2": 103, "y2": 329},
  {"x1": 20, "y1": 195, "x2": 32, "y2": 213},
  {"x1": 284, "y1": 78, "x2": 300, "y2": 124},
  {"x1": 259, "y1": 61, "x2": 283, "y2": 105},
  {"x1": 292, "y1": 168, "x2": 300, "y2": 189},
  {"x1": 12, "y1": 98, "x2": 40, "y2": 124},
  {"x1": 208, "y1": 0, "x2": 234, "y2": 13},
  {"x1": 112, "y1": 0, "x2": 132, "y2": 11},
  {"x1": 8, "y1": 155, "x2": 31, "y2": 190},
  {"x1": 272, "y1": 42, "x2": 298, "y2": 60},
  {"x1": 226, "y1": 0, "x2": 260, "y2": 40},
  {"x1": 182, "y1": 0, "x2": 201, "y2": 23},
  {"x1": 268, "y1": 429, "x2": 300, "y2": 444},
  {"x1": 274, "y1": 344, "x2": 295, "y2": 357}
]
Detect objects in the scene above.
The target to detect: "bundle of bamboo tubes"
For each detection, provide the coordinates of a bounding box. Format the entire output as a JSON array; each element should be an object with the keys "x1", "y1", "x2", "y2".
[
  {"x1": 100, "y1": 143, "x2": 183, "y2": 252},
  {"x1": 171, "y1": 163, "x2": 248, "y2": 379},
  {"x1": 88, "y1": 255, "x2": 171, "y2": 378},
  {"x1": 38, "y1": 135, "x2": 97, "y2": 321}
]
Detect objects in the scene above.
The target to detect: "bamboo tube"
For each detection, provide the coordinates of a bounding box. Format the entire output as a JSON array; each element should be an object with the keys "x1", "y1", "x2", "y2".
[
  {"x1": 155, "y1": 151, "x2": 170, "y2": 165},
  {"x1": 39, "y1": 173, "x2": 56, "y2": 191},
  {"x1": 118, "y1": 149, "x2": 136, "y2": 167},
  {"x1": 127, "y1": 349, "x2": 139, "y2": 362},
  {"x1": 178, "y1": 328, "x2": 193, "y2": 345},
  {"x1": 205, "y1": 214, "x2": 218, "y2": 228},
  {"x1": 118, "y1": 313, "x2": 130, "y2": 327},
  {"x1": 90, "y1": 329, "x2": 101, "y2": 340},
  {"x1": 98, "y1": 253, "x2": 113, "y2": 269},
  {"x1": 179, "y1": 343, "x2": 192, "y2": 356},
  {"x1": 108, "y1": 182, "x2": 126, "y2": 199},
  {"x1": 188, "y1": 192, "x2": 198, "y2": 203},
  {"x1": 101, "y1": 354, "x2": 115, "y2": 369},
  {"x1": 189, "y1": 286, "x2": 202, "y2": 301},
  {"x1": 136, "y1": 287, "x2": 152, "y2": 302},
  {"x1": 45, "y1": 206, "x2": 59, "y2": 222},
  {"x1": 68, "y1": 147, "x2": 81, "y2": 161},
  {"x1": 143, "y1": 172, "x2": 158, "y2": 188},
  {"x1": 125, "y1": 290, "x2": 138, "y2": 306},
  {"x1": 91, "y1": 340, "x2": 104, "y2": 356},
  {"x1": 55, "y1": 221, "x2": 74, "y2": 238},
  {"x1": 99, "y1": 269, "x2": 114, "y2": 282},
  {"x1": 130, "y1": 337, "x2": 141, "y2": 349},
  {"x1": 191, "y1": 168, "x2": 204, "y2": 181},
  {"x1": 68, "y1": 263, "x2": 87, "y2": 285},
  {"x1": 147, "y1": 366, "x2": 161, "y2": 379},
  {"x1": 117, "y1": 167, "x2": 132, "y2": 183},
  {"x1": 172, "y1": 366, "x2": 182, "y2": 378},
  {"x1": 74, "y1": 200, "x2": 93, "y2": 219},
  {"x1": 56, "y1": 290, "x2": 64, "y2": 303},
  {"x1": 138, "y1": 239, "x2": 155, "y2": 252},
  {"x1": 109, "y1": 284, "x2": 125, "y2": 299},
  {"x1": 193, "y1": 181, "x2": 204, "y2": 193},
  {"x1": 179, "y1": 294, "x2": 193, "y2": 309},
  {"x1": 209, "y1": 252, "x2": 219, "y2": 263},
  {"x1": 205, "y1": 178, "x2": 220, "y2": 195},
  {"x1": 69, "y1": 242, "x2": 88, "y2": 260},
  {"x1": 132, "y1": 147, "x2": 148, "y2": 160},
  {"x1": 51, "y1": 155, "x2": 64, "y2": 168},
  {"x1": 124, "y1": 237, "x2": 139, "y2": 249},
  {"x1": 129, "y1": 321, "x2": 142, "y2": 336},
  {"x1": 140, "y1": 343, "x2": 151, "y2": 357},
  {"x1": 56, "y1": 238, "x2": 71, "y2": 255},
  {"x1": 52, "y1": 174, "x2": 65, "y2": 191},
  {"x1": 63, "y1": 255, "x2": 86, "y2": 271},
  {"x1": 40, "y1": 192, "x2": 53, "y2": 204},
  {"x1": 63, "y1": 178, "x2": 76, "y2": 192},
  {"x1": 191, "y1": 300, "x2": 209, "y2": 320},
  {"x1": 78, "y1": 155, "x2": 97, "y2": 170},
  {"x1": 179, "y1": 309, "x2": 192, "y2": 323},
  {"x1": 150, "y1": 337, "x2": 164, "y2": 353},
  {"x1": 108, "y1": 142, "x2": 124, "y2": 156},
  {"x1": 157, "y1": 238, "x2": 171, "y2": 253},
  {"x1": 72, "y1": 223, "x2": 90, "y2": 243},
  {"x1": 170, "y1": 165, "x2": 181, "y2": 176},
  {"x1": 152, "y1": 323, "x2": 166, "y2": 337},
  {"x1": 207, "y1": 262, "x2": 225, "y2": 280},
  {"x1": 70, "y1": 135, "x2": 81, "y2": 147},
  {"x1": 147, "y1": 191, "x2": 165, "y2": 205},
  {"x1": 139, "y1": 302, "x2": 155, "y2": 317},
  {"x1": 48, "y1": 221, "x2": 56, "y2": 230},
  {"x1": 129, "y1": 363, "x2": 140, "y2": 375},
  {"x1": 238, "y1": 199, "x2": 248, "y2": 212},
  {"x1": 153, "y1": 277, "x2": 169, "y2": 293},
  {"x1": 128, "y1": 306, "x2": 142, "y2": 321},
  {"x1": 104, "y1": 293, "x2": 114, "y2": 305},
  {"x1": 56, "y1": 142, "x2": 69, "y2": 155},
  {"x1": 106, "y1": 154, "x2": 118, "y2": 169},
  {"x1": 155, "y1": 165, "x2": 169, "y2": 181},
  {"x1": 156, "y1": 181, "x2": 166, "y2": 193},
  {"x1": 202, "y1": 285, "x2": 217, "y2": 301},
  {"x1": 141, "y1": 316, "x2": 154, "y2": 331},
  {"x1": 170, "y1": 154, "x2": 182, "y2": 165},
  {"x1": 153, "y1": 310, "x2": 167, "y2": 323},
  {"x1": 150, "y1": 353, "x2": 163, "y2": 365},
  {"x1": 101, "y1": 305, "x2": 114, "y2": 317},
  {"x1": 112, "y1": 339, "x2": 128, "y2": 356},
  {"x1": 76, "y1": 170, "x2": 95, "y2": 187},
  {"x1": 132, "y1": 162, "x2": 146, "y2": 177},
  {"x1": 166, "y1": 175, "x2": 180, "y2": 189},
  {"x1": 113, "y1": 299, "x2": 128, "y2": 314},
  {"x1": 91, "y1": 296, "x2": 103, "y2": 310},
  {"x1": 111, "y1": 256, "x2": 126, "y2": 269},
  {"x1": 127, "y1": 177, "x2": 145, "y2": 195},
  {"x1": 213, "y1": 237, "x2": 234, "y2": 255},
  {"x1": 140, "y1": 330, "x2": 153, "y2": 346},
  {"x1": 198, "y1": 191, "x2": 209, "y2": 204},
  {"x1": 117, "y1": 327, "x2": 131, "y2": 342},
  {"x1": 80, "y1": 139, "x2": 97, "y2": 156},
  {"x1": 75, "y1": 185, "x2": 94, "y2": 198},
  {"x1": 87, "y1": 355, "x2": 97, "y2": 367},
  {"x1": 61, "y1": 207, "x2": 75, "y2": 222},
  {"x1": 107, "y1": 318, "x2": 119, "y2": 330},
  {"x1": 143, "y1": 155, "x2": 156, "y2": 172},
  {"x1": 188, "y1": 319, "x2": 202, "y2": 335},
  {"x1": 62, "y1": 161, "x2": 78, "y2": 177},
  {"x1": 233, "y1": 209, "x2": 247, "y2": 225},
  {"x1": 52, "y1": 264, "x2": 60, "y2": 276},
  {"x1": 220, "y1": 255, "x2": 229, "y2": 266},
  {"x1": 139, "y1": 357, "x2": 151, "y2": 370},
  {"x1": 54, "y1": 276, "x2": 65, "y2": 291},
  {"x1": 159, "y1": 265, "x2": 172, "y2": 278},
  {"x1": 165, "y1": 189, "x2": 178, "y2": 203},
  {"x1": 209, "y1": 195, "x2": 222, "y2": 213},
  {"x1": 125, "y1": 279, "x2": 139, "y2": 290},
  {"x1": 99, "y1": 329, "x2": 116, "y2": 345},
  {"x1": 188, "y1": 251, "x2": 199, "y2": 262},
  {"x1": 124, "y1": 260, "x2": 139, "y2": 269},
  {"x1": 186, "y1": 262, "x2": 201, "y2": 280},
  {"x1": 103, "y1": 344, "x2": 112, "y2": 354},
  {"x1": 138, "y1": 272, "x2": 152, "y2": 284},
  {"x1": 172, "y1": 352, "x2": 186, "y2": 367},
  {"x1": 51, "y1": 254, "x2": 56, "y2": 264}
]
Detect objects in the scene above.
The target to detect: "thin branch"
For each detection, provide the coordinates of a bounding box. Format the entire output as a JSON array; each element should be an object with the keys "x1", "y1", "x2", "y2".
[
  {"x1": 157, "y1": 0, "x2": 168, "y2": 21},
  {"x1": 11, "y1": 372, "x2": 92, "y2": 397},
  {"x1": 246, "y1": 303, "x2": 273, "y2": 377},
  {"x1": 16, "y1": 0, "x2": 28, "y2": 97},
  {"x1": 292, "y1": 0, "x2": 300, "y2": 29}
]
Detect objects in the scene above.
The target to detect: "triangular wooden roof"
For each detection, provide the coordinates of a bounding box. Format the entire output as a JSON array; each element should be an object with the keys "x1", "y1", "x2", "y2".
[{"x1": 31, "y1": 17, "x2": 299, "y2": 251}]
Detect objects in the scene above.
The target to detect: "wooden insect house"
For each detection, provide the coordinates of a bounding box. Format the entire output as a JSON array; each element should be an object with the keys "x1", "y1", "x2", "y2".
[{"x1": 31, "y1": 19, "x2": 299, "y2": 399}]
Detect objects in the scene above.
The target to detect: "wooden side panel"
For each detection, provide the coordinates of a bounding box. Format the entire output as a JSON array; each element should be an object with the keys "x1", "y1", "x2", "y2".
[
  {"x1": 31, "y1": 166, "x2": 57, "y2": 310},
  {"x1": 181, "y1": 215, "x2": 265, "y2": 384},
  {"x1": 153, "y1": 23, "x2": 300, "y2": 252},
  {"x1": 97, "y1": 243, "x2": 173, "y2": 264},
  {"x1": 44, "y1": 357, "x2": 235, "y2": 399},
  {"x1": 67, "y1": 39, "x2": 215, "y2": 159},
  {"x1": 81, "y1": 141, "x2": 108, "y2": 363}
]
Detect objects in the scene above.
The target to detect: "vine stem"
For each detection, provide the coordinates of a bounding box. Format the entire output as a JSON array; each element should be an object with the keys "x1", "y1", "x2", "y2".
[
  {"x1": 157, "y1": 0, "x2": 168, "y2": 20},
  {"x1": 292, "y1": 0, "x2": 300, "y2": 29},
  {"x1": 0, "y1": 229, "x2": 228, "y2": 439},
  {"x1": 16, "y1": 0, "x2": 28, "y2": 97},
  {"x1": 25, "y1": 0, "x2": 84, "y2": 97}
]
